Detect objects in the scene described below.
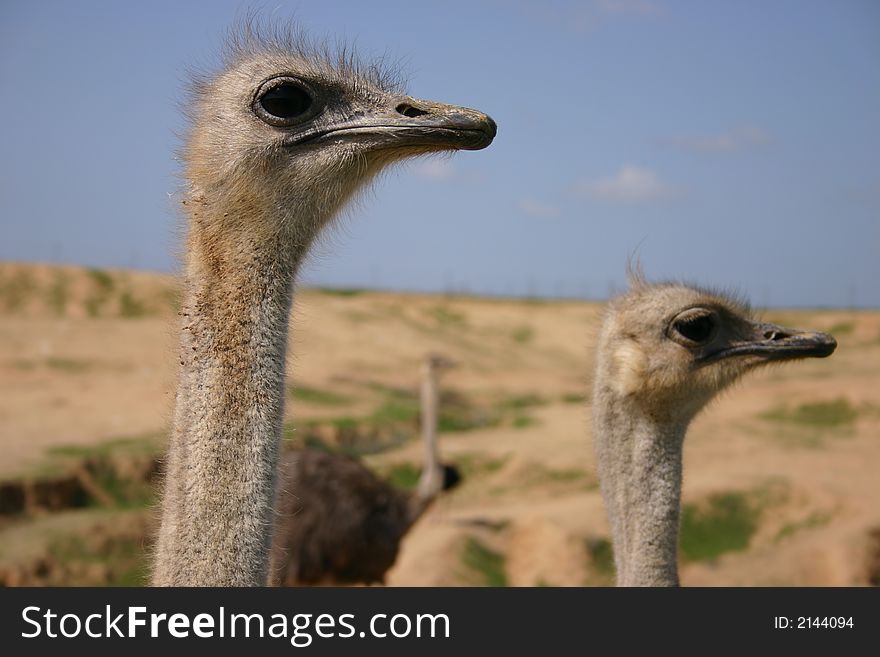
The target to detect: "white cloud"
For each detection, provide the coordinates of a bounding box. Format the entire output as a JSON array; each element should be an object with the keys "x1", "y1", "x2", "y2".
[
  {"x1": 411, "y1": 158, "x2": 485, "y2": 185},
  {"x1": 518, "y1": 198, "x2": 562, "y2": 218},
  {"x1": 660, "y1": 126, "x2": 770, "y2": 154},
  {"x1": 413, "y1": 159, "x2": 456, "y2": 181},
  {"x1": 573, "y1": 165, "x2": 680, "y2": 203}
]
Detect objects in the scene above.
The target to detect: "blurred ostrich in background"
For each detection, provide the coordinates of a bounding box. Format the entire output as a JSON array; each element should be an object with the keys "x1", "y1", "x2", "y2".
[{"x1": 270, "y1": 354, "x2": 461, "y2": 585}]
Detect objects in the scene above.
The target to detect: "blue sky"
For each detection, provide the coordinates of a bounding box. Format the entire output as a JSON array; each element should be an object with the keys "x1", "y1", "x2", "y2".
[{"x1": 1, "y1": 1, "x2": 878, "y2": 306}]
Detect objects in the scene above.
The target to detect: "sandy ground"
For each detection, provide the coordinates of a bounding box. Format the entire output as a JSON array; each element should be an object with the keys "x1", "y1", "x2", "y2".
[{"x1": 1, "y1": 262, "x2": 878, "y2": 586}]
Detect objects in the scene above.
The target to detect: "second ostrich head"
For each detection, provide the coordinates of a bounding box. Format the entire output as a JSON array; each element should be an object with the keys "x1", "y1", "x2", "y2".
[{"x1": 592, "y1": 277, "x2": 836, "y2": 586}]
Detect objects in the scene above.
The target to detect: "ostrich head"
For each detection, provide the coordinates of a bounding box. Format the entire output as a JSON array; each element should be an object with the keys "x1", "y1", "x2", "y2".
[
  {"x1": 596, "y1": 280, "x2": 837, "y2": 424},
  {"x1": 154, "y1": 22, "x2": 496, "y2": 587},
  {"x1": 592, "y1": 277, "x2": 837, "y2": 586},
  {"x1": 184, "y1": 26, "x2": 496, "y2": 248}
]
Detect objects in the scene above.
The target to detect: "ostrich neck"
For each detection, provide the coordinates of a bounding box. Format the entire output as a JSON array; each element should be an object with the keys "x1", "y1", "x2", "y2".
[
  {"x1": 593, "y1": 394, "x2": 687, "y2": 587},
  {"x1": 153, "y1": 208, "x2": 308, "y2": 586},
  {"x1": 410, "y1": 364, "x2": 442, "y2": 522}
]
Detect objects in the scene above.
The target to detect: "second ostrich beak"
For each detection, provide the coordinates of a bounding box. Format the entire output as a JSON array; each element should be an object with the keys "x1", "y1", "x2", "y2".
[{"x1": 696, "y1": 320, "x2": 837, "y2": 365}]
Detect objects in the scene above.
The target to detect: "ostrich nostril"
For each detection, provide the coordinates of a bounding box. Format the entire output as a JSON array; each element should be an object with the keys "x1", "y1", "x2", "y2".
[
  {"x1": 764, "y1": 329, "x2": 791, "y2": 341},
  {"x1": 396, "y1": 103, "x2": 429, "y2": 118}
]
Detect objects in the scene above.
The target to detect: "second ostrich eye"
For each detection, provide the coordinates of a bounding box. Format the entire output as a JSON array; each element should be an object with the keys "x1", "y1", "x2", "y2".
[
  {"x1": 672, "y1": 313, "x2": 716, "y2": 344},
  {"x1": 255, "y1": 82, "x2": 314, "y2": 124}
]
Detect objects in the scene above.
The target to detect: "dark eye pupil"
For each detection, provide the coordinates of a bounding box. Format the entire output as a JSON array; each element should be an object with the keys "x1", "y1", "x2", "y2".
[
  {"x1": 259, "y1": 84, "x2": 312, "y2": 119},
  {"x1": 675, "y1": 315, "x2": 714, "y2": 342}
]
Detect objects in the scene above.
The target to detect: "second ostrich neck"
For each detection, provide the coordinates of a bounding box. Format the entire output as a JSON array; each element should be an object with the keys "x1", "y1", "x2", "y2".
[
  {"x1": 595, "y1": 397, "x2": 689, "y2": 587},
  {"x1": 155, "y1": 200, "x2": 311, "y2": 586}
]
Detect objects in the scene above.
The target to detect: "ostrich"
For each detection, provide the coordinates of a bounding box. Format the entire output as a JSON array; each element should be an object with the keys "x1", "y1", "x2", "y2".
[
  {"x1": 591, "y1": 276, "x2": 836, "y2": 586},
  {"x1": 269, "y1": 354, "x2": 460, "y2": 585},
  {"x1": 152, "y1": 24, "x2": 495, "y2": 586}
]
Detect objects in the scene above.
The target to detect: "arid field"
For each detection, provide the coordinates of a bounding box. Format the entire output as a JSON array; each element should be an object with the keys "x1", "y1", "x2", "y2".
[{"x1": 1, "y1": 261, "x2": 878, "y2": 586}]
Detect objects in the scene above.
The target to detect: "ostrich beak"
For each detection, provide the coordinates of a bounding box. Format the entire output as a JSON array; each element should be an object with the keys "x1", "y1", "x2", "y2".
[
  {"x1": 300, "y1": 97, "x2": 497, "y2": 151},
  {"x1": 697, "y1": 320, "x2": 837, "y2": 364},
  {"x1": 381, "y1": 98, "x2": 497, "y2": 150}
]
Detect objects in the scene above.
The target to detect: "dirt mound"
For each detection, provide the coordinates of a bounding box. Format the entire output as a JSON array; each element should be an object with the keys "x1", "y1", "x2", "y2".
[
  {"x1": 0, "y1": 262, "x2": 178, "y2": 319},
  {"x1": 1, "y1": 262, "x2": 878, "y2": 587},
  {"x1": 0, "y1": 511, "x2": 152, "y2": 586},
  {"x1": 0, "y1": 453, "x2": 159, "y2": 519},
  {"x1": 506, "y1": 518, "x2": 589, "y2": 586},
  {"x1": 866, "y1": 527, "x2": 880, "y2": 586}
]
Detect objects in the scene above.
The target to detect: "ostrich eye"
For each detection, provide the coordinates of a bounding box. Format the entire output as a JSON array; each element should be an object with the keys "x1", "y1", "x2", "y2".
[
  {"x1": 672, "y1": 313, "x2": 716, "y2": 344},
  {"x1": 255, "y1": 80, "x2": 314, "y2": 125}
]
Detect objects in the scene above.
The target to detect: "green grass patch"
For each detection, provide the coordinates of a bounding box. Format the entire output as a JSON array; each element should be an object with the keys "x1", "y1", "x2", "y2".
[
  {"x1": 384, "y1": 462, "x2": 421, "y2": 490},
  {"x1": 429, "y1": 305, "x2": 467, "y2": 327},
  {"x1": 370, "y1": 399, "x2": 419, "y2": 425},
  {"x1": 827, "y1": 321, "x2": 855, "y2": 335},
  {"x1": 478, "y1": 518, "x2": 511, "y2": 533},
  {"x1": 85, "y1": 462, "x2": 156, "y2": 509},
  {"x1": 328, "y1": 416, "x2": 360, "y2": 431},
  {"x1": 680, "y1": 492, "x2": 760, "y2": 562},
  {"x1": 84, "y1": 268, "x2": 115, "y2": 317},
  {"x1": 290, "y1": 385, "x2": 354, "y2": 406},
  {"x1": 282, "y1": 423, "x2": 334, "y2": 453},
  {"x1": 119, "y1": 290, "x2": 146, "y2": 318},
  {"x1": 344, "y1": 310, "x2": 376, "y2": 323},
  {"x1": 761, "y1": 398, "x2": 858, "y2": 428},
  {"x1": 42, "y1": 436, "x2": 160, "y2": 509},
  {"x1": 774, "y1": 511, "x2": 831, "y2": 543},
  {"x1": 461, "y1": 537, "x2": 507, "y2": 587},
  {"x1": 360, "y1": 381, "x2": 415, "y2": 401},
  {"x1": 511, "y1": 325, "x2": 534, "y2": 344},
  {"x1": 542, "y1": 467, "x2": 587, "y2": 483},
  {"x1": 47, "y1": 272, "x2": 69, "y2": 315},
  {"x1": 561, "y1": 393, "x2": 587, "y2": 404},
  {"x1": 7, "y1": 437, "x2": 160, "y2": 517},
  {"x1": 437, "y1": 410, "x2": 499, "y2": 433},
  {"x1": 88, "y1": 268, "x2": 114, "y2": 291},
  {"x1": 315, "y1": 287, "x2": 365, "y2": 297},
  {"x1": 0, "y1": 270, "x2": 36, "y2": 311},
  {"x1": 46, "y1": 435, "x2": 161, "y2": 460},
  {"x1": 289, "y1": 384, "x2": 503, "y2": 455},
  {"x1": 495, "y1": 393, "x2": 545, "y2": 430},
  {"x1": 512, "y1": 414, "x2": 537, "y2": 429},
  {"x1": 499, "y1": 393, "x2": 547, "y2": 410},
  {"x1": 587, "y1": 538, "x2": 615, "y2": 577},
  {"x1": 455, "y1": 453, "x2": 507, "y2": 479},
  {"x1": 367, "y1": 386, "x2": 498, "y2": 432},
  {"x1": 46, "y1": 357, "x2": 93, "y2": 373},
  {"x1": 291, "y1": 412, "x2": 413, "y2": 456},
  {"x1": 437, "y1": 414, "x2": 472, "y2": 432},
  {"x1": 487, "y1": 462, "x2": 591, "y2": 497},
  {"x1": 437, "y1": 390, "x2": 502, "y2": 433},
  {"x1": 48, "y1": 528, "x2": 148, "y2": 586},
  {"x1": 301, "y1": 435, "x2": 335, "y2": 452},
  {"x1": 160, "y1": 286, "x2": 182, "y2": 313}
]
